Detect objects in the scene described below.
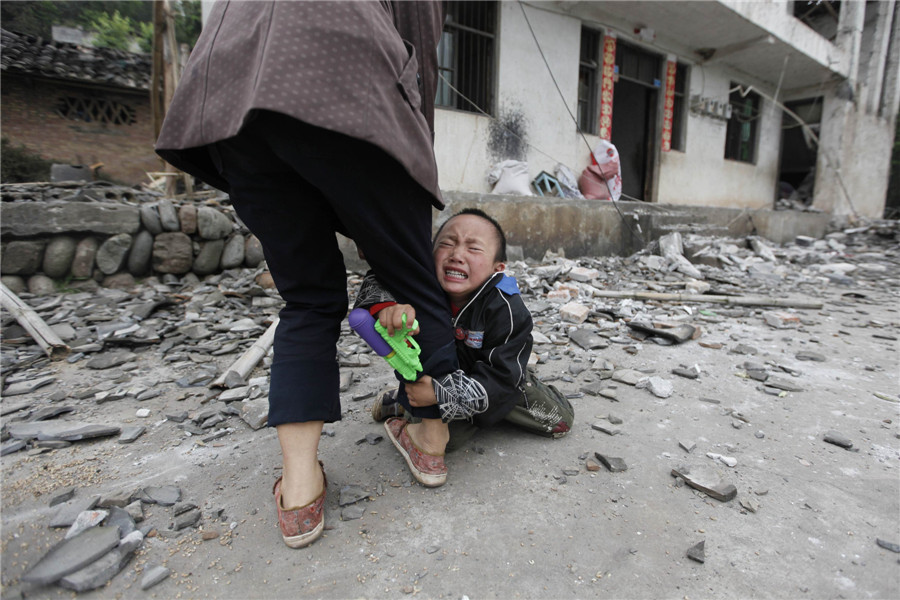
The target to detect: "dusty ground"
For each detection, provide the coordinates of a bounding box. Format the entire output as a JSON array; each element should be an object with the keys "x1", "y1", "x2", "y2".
[{"x1": 2, "y1": 232, "x2": 899, "y2": 600}]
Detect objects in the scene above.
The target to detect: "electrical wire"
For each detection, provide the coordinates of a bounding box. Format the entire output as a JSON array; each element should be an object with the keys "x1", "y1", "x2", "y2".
[{"x1": 517, "y1": 0, "x2": 646, "y2": 245}]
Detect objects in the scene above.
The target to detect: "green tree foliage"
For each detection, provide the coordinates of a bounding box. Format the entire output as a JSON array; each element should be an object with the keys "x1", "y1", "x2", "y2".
[
  {"x1": 86, "y1": 9, "x2": 134, "y2": 51},
  {"x1": 137, "y1": 21, "x2": 154, "y2": 54},
  {"x1": 2, "y1": 1, "x2": 201, "y2": 51},
  {"x1": 174, "y1": 0, "x2": 202, "y2": 48}
]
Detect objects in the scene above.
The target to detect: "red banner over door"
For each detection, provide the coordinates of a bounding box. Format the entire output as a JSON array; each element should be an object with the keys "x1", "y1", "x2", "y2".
[
  {"x1": 598, "y1": 34, "x2": 617, "y2": 140},
  {"x1": 661, "y1": 60, "x2": 677, "y2": 152}
]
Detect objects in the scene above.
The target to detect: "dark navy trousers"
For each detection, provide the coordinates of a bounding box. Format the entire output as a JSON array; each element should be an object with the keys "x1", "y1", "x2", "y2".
[{"x1": 210, "y1": 111, "x2": 453, "y2": 426}]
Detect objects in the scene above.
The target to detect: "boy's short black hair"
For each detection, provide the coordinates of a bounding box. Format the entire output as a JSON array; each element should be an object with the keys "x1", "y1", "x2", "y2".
[{"x1": 435, "y1": 208, "x2": 507, "y2": 262}]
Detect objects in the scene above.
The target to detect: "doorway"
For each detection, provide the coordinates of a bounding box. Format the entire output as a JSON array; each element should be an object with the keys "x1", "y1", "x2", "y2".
[
  {"x1": 778, "y1": 98, "x2": 822, "y2": 206},
  {"x1": 611, "y1": 40, "x2": 661, "y2": 201}
]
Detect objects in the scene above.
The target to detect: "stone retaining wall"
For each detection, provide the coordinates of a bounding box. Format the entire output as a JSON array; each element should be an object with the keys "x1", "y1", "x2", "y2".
[{"x1": 1, "y1": 183, "x2": 263, "y2": 295}]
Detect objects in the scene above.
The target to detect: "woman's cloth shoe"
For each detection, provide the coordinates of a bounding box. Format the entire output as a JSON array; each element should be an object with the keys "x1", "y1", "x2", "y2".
[
  {"x1": 384, "y1": 417, "x2": 447, "y2": 487},
  {"x1": 370, "y1": 388, "x2": 405, "y2": 422},
  {"x1": 273, "y1": 461, "x2": 326, "y2": 548}
]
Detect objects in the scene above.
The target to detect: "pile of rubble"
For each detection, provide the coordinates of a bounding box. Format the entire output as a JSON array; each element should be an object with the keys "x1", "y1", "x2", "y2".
[{"x1": 1, "y1": 219, "x2": 898, "y2": 595}]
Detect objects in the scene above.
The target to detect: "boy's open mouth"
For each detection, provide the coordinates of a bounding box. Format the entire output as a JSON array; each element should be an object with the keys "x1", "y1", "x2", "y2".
[{"x1": 444, "y1": 268, "x2": 467, "y2": 281}]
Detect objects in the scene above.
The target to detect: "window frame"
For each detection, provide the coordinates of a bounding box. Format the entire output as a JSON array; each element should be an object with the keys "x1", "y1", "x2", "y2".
[
  {"x1": 577, "y1": 27, "x2": 601, "y2": 135},
  {"x1": 436, "y1": 1, "x2": 497, "y2": 116},
  {"x1": 724, "y1": 84, "x2": 761, "y2": 164}
]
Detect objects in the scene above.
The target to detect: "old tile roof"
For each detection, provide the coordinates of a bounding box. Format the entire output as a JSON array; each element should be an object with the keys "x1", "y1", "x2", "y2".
[{"x1": 1, "y1": 29, "x2": 150, "y2": 91}]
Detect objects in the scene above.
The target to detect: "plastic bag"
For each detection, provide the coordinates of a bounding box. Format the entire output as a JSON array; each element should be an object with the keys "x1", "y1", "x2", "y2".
[
  {"x1": 579, "y1": 140, "x2": 622, "y2": 201},
  {"x1": 553, "y1": 164, "x2": 584, "y2": 199},
  {"x1": 488, "y1": 160, "x2": 533, "y2": 196}
]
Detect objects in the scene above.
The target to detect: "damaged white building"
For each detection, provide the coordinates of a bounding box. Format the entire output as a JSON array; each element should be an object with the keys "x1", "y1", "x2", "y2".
[{"x1": 426, "y1": 0, "x2": 899, "y2": 219}]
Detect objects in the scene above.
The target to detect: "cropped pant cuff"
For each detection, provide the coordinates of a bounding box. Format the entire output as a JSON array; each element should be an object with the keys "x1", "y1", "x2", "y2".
[{"x1": 267, "y1": 358, "x2": 342, "y2": 427}]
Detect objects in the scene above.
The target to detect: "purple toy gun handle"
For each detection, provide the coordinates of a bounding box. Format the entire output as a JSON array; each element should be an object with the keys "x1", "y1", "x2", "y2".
[{"x1": 348, "y1": 308, "x2": 393, "y2": 356}]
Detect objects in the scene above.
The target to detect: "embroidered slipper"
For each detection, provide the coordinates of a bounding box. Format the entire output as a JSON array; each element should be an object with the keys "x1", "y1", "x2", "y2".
[
  {"x1": 273, "y1": 461, "x2": 326, "y2": 548},
  {"x1": 384, "y1": 417, "x2": 447, "y2": 487}
]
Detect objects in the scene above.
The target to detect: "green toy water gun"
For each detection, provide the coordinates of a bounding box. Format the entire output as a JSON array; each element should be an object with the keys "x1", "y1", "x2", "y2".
[{"x1": 348, "y1": 308, "x2": 422, "y2": 381}]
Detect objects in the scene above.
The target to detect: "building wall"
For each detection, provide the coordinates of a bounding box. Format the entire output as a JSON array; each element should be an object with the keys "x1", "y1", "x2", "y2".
[
  {"x1": 657, "y1": 65, "x2": 782, "y2": 208},
  {"x1": 433, "y1": 3, "x2": 785, "y2": 210},
  {"x1": 435, "y1": 2, "x2": 589, "y2": 194},
  {"x1": 1, "y1": 77, "x2": 159, "y2": 184}
]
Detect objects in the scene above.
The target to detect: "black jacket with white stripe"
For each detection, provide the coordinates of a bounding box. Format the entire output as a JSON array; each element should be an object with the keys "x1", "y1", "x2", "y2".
[
  {"x1": 354, "y1": 270, "x2": 533, "y2": 427},
  {"x1": 446, "y1": 272, "x2": 533, "y2": 427}
]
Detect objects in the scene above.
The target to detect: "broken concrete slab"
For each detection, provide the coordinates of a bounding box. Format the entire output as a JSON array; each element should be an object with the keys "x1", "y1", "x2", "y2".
[
  {"x1": 141, "y1": 485, "x2": 181, "y2": 506},
  {"x1": 341, "y1": 504, "x2": 366, "y2": 521},
  {"x1": 590, "y1": 423, "x2": 620, "y2": 436},
  {"x1": 49, "y1": 486, "x2": 76, "y2": 507},
  {"x1": 627, "y1": 322, "x2": 697, "y2": 344},
  {"x1": 671, "y1": 464, "x2": 737, "y2": 502},
  {"x1": 594, "y1": 452, "x2": 627, "y2": 472},
  {"x1": 8, "y1": 420, "x2": 121, "y2": 442},
  {"x1": 58, "y1": 544, "x2": 136, "y2": 592},
  {"x1": 686, "y1": 540, "x2": 705, "y2": 563},
  {"x1": 174, "y1": 508, "x2": 201, "y2": 530},
  {"x1": 118, "y1": 425, "x2": 146, "y2": 444},
  {"x1": 765, "y1": 376, "x2": 804, "y2": 392},
  {"x1": 21, "y1": 526, "x2": 120, "y2": 585},
  {"x1": 611, "y1": 369, "x2": 642, "y2": 386},
  {"x1": 339, "y1": 485, "x2": 370, "y2": 506},
  {"x1": 65, "y1": 509, "x2": 108, "y2": 539},
  {"x1": 240, "y1": 399, "x2": 268, "y2": 430},
  {"x1": 740, "y1": 497, "x2": 760, "y2": 513},
  {"x1": 560, "y1": 302, "x2": 590, "y2": 324},
  {"x1": 706, "y1": 452, "x2": 737, "y2": 468},
  {"x1": 569, "y1": 328, "x2": 609, "y2": 350},
  {"x1": 3, "y1": 375, "x2": 57, "y2": 396},
  {"x1": 50, "y1": 495, "x2": 101, "y2": 528},
  {"x1": 141, "y1": 565, "x2": 171, "y2": 590},
  {"x1": 823, "y1": 430, "x2": 853, "y2": 449}
]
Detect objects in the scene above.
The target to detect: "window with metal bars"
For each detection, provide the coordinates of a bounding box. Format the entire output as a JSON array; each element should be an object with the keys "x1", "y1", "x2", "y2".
[
  {"x1": 436, "y1": 1, "x2": 497, "y2": 115},
  {"x1": 724, "y1": 84, "x2": 761, "y2": 163},
  {"x1": 56, "y1": 96, "x2": 136, "y2": 125},
  {"x1": 670, "y1": 63, "x2": 688, "y2": 151},
  {"x1": 577, "y1": 27, "x2": 600, "y2": 134}
]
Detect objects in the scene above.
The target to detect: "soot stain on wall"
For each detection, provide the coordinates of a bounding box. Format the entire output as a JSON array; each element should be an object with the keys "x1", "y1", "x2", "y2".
[{"x1": 488, "y1": 108, "x2": 529, "y2": 161}]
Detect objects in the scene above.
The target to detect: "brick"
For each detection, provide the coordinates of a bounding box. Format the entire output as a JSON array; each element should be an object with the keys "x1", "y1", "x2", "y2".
[{"x1": 560, "y1": 302, "x2": 590, "y2": 324}]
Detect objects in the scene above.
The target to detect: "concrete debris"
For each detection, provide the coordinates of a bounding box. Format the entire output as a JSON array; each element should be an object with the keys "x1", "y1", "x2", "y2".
[
  {"x1": 671, "y1": 464, "x2": 737, "y2": 502},
  {"x1": 21, "y1": 526, "x2": 120, "y2": 585},
  {"x1": 594, "y1": 452, "x2": 627, "y2": 472},
  {"x1": 686, "y1": 540, "x2": 705, "y2": 563},
  {"x1": 1, "y1": 211, "x2": 898, "y2": 597},
  {"x1": 141, "y1": 565, "x2": 171, "y2": 590},
  {"x1": 706, "y1": 452, "x2": 737, "y2": 468},
  {"x1": 65, "y1": 510, "x2": 108, "y2": 539},
  {"x1": 823, "y1": 430, "x2": 854, "y2": 449},
  {"x1": 339, "y1": 485, "x2": 370, "y2": 506}
]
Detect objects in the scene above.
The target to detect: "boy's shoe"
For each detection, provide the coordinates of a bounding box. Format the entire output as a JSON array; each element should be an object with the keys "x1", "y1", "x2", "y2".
[
  {"x1": 370, "y1": 387, "x2": 405, "y2": 422},
  {"x1": 273, "y1": 461, "x2": 326, "y2": 548},
  {"x1": 384, "y1": 417, "x2": 447, "y2": 487}
]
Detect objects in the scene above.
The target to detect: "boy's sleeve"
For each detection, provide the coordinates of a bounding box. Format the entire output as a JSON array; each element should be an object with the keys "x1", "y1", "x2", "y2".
[
  {"x1": 468, "y1": 293, "x2": 534, "y2": 428},
  {"x1": 354, "y1": 270, "x2": 397, "y2": 314}
]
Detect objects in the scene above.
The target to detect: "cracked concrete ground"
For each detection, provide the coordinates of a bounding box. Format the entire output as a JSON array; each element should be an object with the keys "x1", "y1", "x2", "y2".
[{"x1": 2, "y1": 227, "x2": 899, "y2": 599}]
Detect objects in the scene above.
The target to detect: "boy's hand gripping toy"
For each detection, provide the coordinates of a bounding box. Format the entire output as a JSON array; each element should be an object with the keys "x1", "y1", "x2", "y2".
[{"x1": 348, "y1": 308, "x2": 422, "y2": 381}]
